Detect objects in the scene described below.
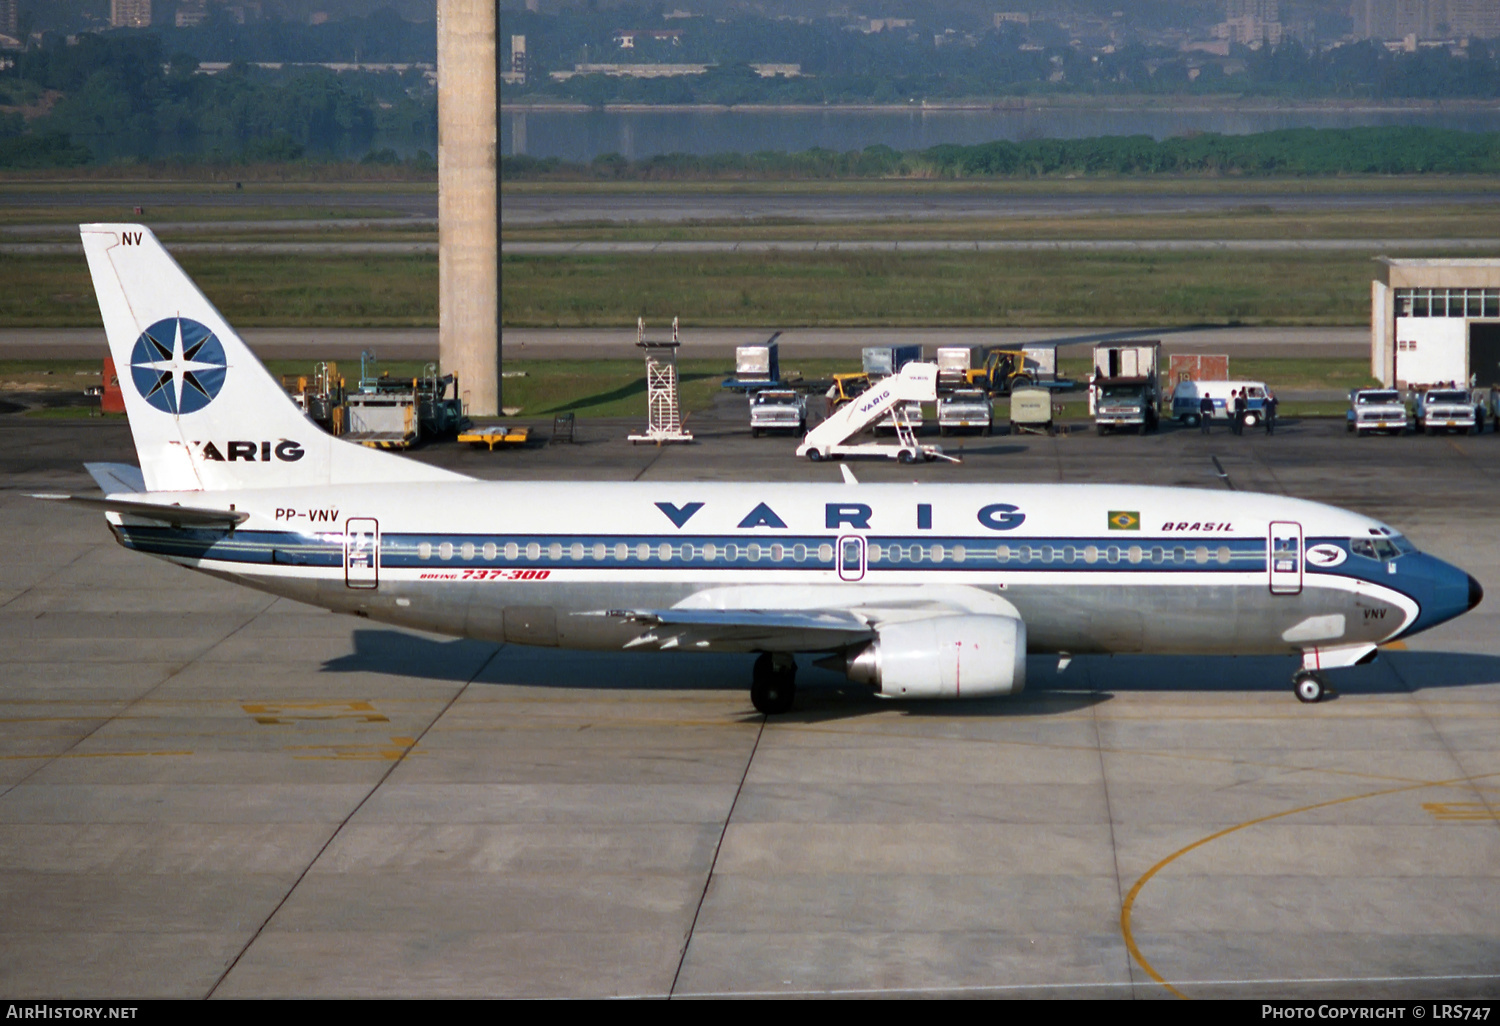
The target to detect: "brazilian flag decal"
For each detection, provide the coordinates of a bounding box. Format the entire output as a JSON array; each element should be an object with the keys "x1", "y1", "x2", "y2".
[{"x1": 1108, "y1": 510, "x2": 1141, "y2": 531}]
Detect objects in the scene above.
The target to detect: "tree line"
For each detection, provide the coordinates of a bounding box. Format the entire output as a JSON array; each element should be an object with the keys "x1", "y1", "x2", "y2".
[{"x1": 0, "y1": 31, "x2": 436, "y2": 167}]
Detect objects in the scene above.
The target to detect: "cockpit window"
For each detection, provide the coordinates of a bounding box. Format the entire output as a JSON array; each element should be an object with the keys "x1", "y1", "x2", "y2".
[{"x1": 1351, "y1": 538, "x2": 1401, "y2": 560}]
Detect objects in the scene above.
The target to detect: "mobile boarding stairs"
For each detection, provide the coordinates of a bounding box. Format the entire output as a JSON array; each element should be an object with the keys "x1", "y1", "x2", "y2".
[{"x1": 796, "y1": 362, "x2": 958, "y2": 463}]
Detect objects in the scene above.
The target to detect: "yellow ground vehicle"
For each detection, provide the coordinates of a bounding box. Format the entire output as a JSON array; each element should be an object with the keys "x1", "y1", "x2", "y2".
[
  {"x1": 966, "y1": 348, "x2": 1036, "y2": 395},
  {"x1": 826, "y1": 372, "x2": 873, "y2": 409}
]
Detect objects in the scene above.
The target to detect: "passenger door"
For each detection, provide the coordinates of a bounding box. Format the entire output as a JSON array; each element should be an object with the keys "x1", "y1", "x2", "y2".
[
  {"x1": 344, "y1": 518, "x2": 380, "y2": 590},
  {"x1": 1268, "y1": 521, "x2": 1303, "y2": 595}
]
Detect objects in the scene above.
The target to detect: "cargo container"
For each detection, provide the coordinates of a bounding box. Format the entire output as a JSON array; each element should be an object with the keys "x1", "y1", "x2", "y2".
[{"x1": 862, "y1": 345, "x2": 924, "y2": 378}]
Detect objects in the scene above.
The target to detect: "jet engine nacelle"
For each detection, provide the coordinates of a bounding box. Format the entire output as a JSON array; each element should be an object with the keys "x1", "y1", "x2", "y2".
[{"x1": 840, "y1": 614, "x2": 1026, "y2": 699}]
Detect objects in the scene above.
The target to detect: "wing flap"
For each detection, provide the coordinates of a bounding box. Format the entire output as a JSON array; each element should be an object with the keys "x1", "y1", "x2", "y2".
[{"x1": 597, "y1": 607, "x2": 875, "y2": 652}]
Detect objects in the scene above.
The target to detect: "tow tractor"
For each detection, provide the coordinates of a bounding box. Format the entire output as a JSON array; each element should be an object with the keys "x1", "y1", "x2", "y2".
[{"x1": 797, "y1": 362, "x2": 957, "y2": 463}]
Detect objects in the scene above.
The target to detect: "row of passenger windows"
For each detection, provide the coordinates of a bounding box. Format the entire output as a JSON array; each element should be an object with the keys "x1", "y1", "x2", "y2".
[
  {"x1": 875, "y1": 543, "x2": 1233, "y2": 566},
  {"x1": 415, "y1": 540, "x2": 838, "y2": 563},
  {"x1": 408, "y1": 539, "x2": 1237, "y2": 566},
  {"x1": 1396, "y1": 288, "x2": 1500, "y2": 319}
]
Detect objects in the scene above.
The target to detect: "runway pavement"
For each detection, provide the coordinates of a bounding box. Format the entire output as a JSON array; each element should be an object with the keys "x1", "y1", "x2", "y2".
[
  {"x1": 8, "y1": 238, "x2": 1495, "y2": 258},
  {"x1": 1, "y1": 403, "x2": 1497, "y2": 998},
  {"x1": 6, "y1": 185, "x2": 1495, "y2": 228}
]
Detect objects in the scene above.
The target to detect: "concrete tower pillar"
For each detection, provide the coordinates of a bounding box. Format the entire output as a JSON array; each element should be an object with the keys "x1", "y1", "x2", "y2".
[{"x1": 438, "y1": 0, "x2": 499, "y2": 417}]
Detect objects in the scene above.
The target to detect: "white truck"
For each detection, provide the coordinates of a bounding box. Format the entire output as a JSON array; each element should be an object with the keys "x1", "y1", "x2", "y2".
[
  {"x1": 936, "y1": 389, "x2": 993, "y2": 435},
  {"x1": 749, "y1": 389, "x2": 808, "y2": 437},
  {"x1": 1347, "y1": 388, "x2": 1410, "y2": 436},
  {"x1": 1091, "y1": 341, "x2": 1161, "y2": 435},
  {"x1": 798, "y1": 362, "x2": 955, "y2": 463},
  {"x1": 1415, "y1": 388, "x2": 1479, "y2": 435}
]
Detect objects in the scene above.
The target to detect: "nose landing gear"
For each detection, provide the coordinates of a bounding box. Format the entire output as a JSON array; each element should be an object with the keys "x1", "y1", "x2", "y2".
[
  {"x1": 1293, "y1": 669, "x2": 1335, "y2": 704},
  {"x1": 751, "y1": 652, "x2": 797, "y2": 715}
]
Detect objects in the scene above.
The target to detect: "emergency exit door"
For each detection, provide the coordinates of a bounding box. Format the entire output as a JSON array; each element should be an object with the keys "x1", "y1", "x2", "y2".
[
  {"x1": 1268, "y1": 521, "x2": 1302, "y2": 595},
  {"x1": 344, "y1": 518, "x2": 379, "y2": 589}
]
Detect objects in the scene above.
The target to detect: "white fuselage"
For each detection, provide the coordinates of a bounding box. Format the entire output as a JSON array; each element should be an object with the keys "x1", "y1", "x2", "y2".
[{"x1": 107, "y1": 480, "x2": 1459, "y2": 661}]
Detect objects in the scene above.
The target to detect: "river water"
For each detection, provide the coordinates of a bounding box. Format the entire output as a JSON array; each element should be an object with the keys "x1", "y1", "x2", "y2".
[{"x1": 501, "y1": 105, "x2": 1500, "y2": 163}]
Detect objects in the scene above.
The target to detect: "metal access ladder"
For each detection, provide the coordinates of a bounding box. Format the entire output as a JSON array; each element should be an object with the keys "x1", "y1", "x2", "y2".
[{"x1": 629, "y1": 317, "x2": 695, "y2": 444}]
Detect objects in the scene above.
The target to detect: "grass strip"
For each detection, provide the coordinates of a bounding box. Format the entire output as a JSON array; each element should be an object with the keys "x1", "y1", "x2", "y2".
[
  {"x1": 0, "y1": 254, "x2": 436, "y2": 328},
  {"x1": 3, "y1": 248, "x2": 1404, "y2": 328},
  {"x1": 501, "y1": 250, "x2": 1393, "y2": 327}
]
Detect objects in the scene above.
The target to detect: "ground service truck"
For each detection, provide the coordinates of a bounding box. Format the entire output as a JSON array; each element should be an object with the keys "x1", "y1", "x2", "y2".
[{"x1": 1091, "y1": 341, "x2": 1162, "y2": 435}]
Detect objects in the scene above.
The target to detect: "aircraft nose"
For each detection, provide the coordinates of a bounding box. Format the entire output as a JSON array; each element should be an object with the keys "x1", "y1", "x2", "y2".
[{"x1": 1469, "y1": 574, "x2": 1484, "y2": 612}]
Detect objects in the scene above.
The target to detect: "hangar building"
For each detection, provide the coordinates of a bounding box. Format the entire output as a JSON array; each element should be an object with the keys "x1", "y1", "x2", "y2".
[{"x1": 1372, "y1": 258, "x2": 1500, "y2": 389}]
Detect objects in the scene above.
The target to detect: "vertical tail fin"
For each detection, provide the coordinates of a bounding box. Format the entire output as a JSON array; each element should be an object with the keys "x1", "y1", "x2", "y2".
[{"x1": 80, "y1": 224, "x2": 466, "y2": 491}]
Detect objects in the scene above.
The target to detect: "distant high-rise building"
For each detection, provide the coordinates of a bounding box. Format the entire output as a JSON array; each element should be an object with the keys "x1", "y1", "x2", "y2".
[
  {"x1": 1347, "y1": 0, "x2": 1493, "y2": 40},
  {"x1": 509, "y1": 35, "x2": 527, "y2": 84},
  {"x1": 110, "y1": 0, "x2": 152, "y2": 28},
  {"x1": 176, "y1": 0, "x2": 208, "y2": 28},
  {"x1": 1443, "y1": 0, "x2": 1500, "y2": 37},
  {"x1": 1226, "y1": 0, "x2": 1279, "y2": 21},
  {"x1": 1218, "y1": 0, "x2": 1282, "y2": 46},
  {"x1": 0, "y1": 0, "x2": 18, "y2": 40}
]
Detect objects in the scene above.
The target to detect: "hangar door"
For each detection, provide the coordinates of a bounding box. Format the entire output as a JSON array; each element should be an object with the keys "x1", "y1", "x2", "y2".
[{"x1": 1471, "y1": 323, "x2": 1500, "y2": 390}]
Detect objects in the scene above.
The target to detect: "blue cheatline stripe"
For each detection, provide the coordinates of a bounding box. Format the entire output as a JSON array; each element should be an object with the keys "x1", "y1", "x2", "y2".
[{"x1": 116, "y1": 527, "x2": 1308, "y2": 575}]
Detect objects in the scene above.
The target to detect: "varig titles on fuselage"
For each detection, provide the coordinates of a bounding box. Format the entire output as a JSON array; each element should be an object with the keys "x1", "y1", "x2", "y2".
[{"x1": 655, "y1": 500, "x2": 1029, "y2": 532}]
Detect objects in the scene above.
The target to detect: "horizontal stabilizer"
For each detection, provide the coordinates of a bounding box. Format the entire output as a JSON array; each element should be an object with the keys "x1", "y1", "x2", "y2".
[
  {"x1": 30, "y1": 493, "x2": 249, "y2": 529},
  {"x1": 85, "y1": 462, "x2": 146, "y2": 494}
]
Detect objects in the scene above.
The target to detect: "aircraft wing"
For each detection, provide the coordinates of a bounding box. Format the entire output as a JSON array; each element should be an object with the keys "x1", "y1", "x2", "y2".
[
  {"x1": 599, "y1": 607, "x2": 875, "y2": 651},
  {"x1": 30, "y1": 493, "x2": 249, "y2": 529}
]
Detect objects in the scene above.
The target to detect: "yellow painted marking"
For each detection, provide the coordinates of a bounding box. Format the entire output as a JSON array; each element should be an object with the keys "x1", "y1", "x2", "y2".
[
  {"x1": 241, "y1": 700, "x2": 389, "y2": 725},
  {"x1": 1422, "y1": 801, "x2": 1500, "y2": 822},
  {"x1": 284, "y1": 736, "x2": 418, "y2": 761},
  {"x1": 1120, "y1": 771, "x2": 1500, "y2": 999},
  {"x1": 0, "y1": 750, "x2": 192, "y2": 760},
  {"x1": 1380, "y1": 641, "x2": 1408, "y2": 650}
]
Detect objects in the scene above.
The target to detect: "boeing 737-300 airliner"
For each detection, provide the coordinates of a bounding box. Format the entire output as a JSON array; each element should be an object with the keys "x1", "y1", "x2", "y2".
[{"x1": 38, "y1": 224, "x2": 1483, "y2": 714}]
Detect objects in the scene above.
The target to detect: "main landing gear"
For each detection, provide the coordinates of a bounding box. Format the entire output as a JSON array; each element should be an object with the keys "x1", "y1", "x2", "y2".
[
  {"x1": 1293, "y1": 669, "x2": 1336, "y2": 704},
  {"x1": 751, "y1": 652, "x2": 797, "y2": 715}
]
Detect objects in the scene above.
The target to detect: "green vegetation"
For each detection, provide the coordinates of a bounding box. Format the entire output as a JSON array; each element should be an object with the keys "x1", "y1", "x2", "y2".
[
  {"x1": 502, "y1": 128, "x2": 1500, "y2": 183},
  {"x1": 501, "y1": 250, "x2": 1399, "y2": 328},
  {"x1": 1, "y1": 33, "x2": 436, "y2": 167},
  {"x1": 0, "y1": 254, "x2": 436, "y2": 327},
  {"x1": 505, "y1": 7, "x2": 1500, "y2": 103},
  {"x1": 0, "y1": 203, "x2": 420, "y2": 228},
  {"x1": 0, "y1": 247, "x2": 1461, "y2": 330}
]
